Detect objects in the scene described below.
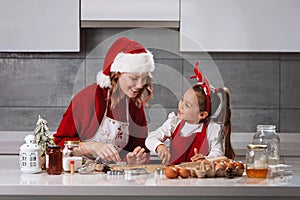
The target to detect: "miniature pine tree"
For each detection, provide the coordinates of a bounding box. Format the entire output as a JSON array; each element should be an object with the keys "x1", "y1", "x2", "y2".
[{"x1": 34, "y1": 115, "x2": 55, "y2": 157}]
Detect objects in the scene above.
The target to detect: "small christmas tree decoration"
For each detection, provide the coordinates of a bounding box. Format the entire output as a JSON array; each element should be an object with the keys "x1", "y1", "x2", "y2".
[
  {"x1": 19, "y1": 134, "x2": 42, "y2": 174},
  {"x1": 34, "y1": 115, "x2": 55, "y2": 169}
]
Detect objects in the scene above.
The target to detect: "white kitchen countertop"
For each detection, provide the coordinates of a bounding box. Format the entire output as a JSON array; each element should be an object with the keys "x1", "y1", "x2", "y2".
[{"x1": 0, "y1": 155, "x2": 299, "y2": 200}]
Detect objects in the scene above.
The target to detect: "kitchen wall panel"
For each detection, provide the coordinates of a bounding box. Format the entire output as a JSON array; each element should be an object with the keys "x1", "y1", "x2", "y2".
[
  {"x1": 0, "y1": 28, "x2": 299, "y2": 133},
  {"x1": 85, "y1": 29, "x2": 129, "y2": 58},
  {"x1": 85, "y1": 58, "x2": 103, "y2": 85},
  {"x1": 280, "y1": 109, "x2": 300, "y2": 133},
  {"x1": 145, "y1": 107, "x2": 177, "y2": 133},
  {"x1": 85, "y1": 28, "x2": 181, "y2": 59},
  {"x1": 232, "y1": 108, "x2": 279, "y2": 133},
  {"x1": 181, "y1": 52, "x2": 282, "y2": 61},
  {"x1": 0, "y1": 58, "x2": 85, "y2": 107},
  {"x1": 0, "y1": 108, "x2": 65, "y2": 131},
  {"x1": 182, "y1": 59, "x2": 280, "y2": 108},
  {"x1": 150, "y1": 59, "x2": 183, "y2": 108},
  {"x1": 281, "y1": 60, "x2": 300, "y2": 108},
  {"x1": 216, "y1": 60, "x2": 280, "y2": 109}
]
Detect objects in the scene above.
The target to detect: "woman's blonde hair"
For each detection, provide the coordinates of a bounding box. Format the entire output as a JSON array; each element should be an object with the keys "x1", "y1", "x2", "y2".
[{"x1": 108, "y1": 72, "x2": 153, "y2": 109}]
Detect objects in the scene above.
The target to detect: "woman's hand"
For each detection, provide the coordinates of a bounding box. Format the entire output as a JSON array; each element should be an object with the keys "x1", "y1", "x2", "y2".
[
  {"x1": 80, "y1": 141, "x2": 121, "y2": 163},
  {"x1": 156, "y1": 144, "x2": 171, "y2": 165},
  {"x1": 126, "y1": 146, "x2": 147, "y2": 165},
  {"x1": 190, "y1": 148, "x2": 205, "y2": 162}
]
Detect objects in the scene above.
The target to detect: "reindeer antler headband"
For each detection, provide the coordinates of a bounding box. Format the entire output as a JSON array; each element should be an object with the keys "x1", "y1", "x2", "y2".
[{"x1": 189, "y1": 62, "x2": 211, "y2": 113}]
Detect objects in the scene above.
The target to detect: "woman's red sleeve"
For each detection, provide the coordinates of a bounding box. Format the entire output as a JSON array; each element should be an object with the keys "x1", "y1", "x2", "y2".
[{"x1": 54, "y1": 84, "x2": 106, "y2": 148}]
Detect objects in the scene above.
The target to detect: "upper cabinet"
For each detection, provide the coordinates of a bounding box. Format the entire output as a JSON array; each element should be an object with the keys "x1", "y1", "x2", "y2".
[
  {"x1": 3, "y1": 0, "x2": 297, "y2": 52},
  {"x1": 180, "y1": 0, "x2": 300, "y2": 52},
  {"x1": 81, "y1": 0, "x2": 180, "y2": 27},
  {"x1": 0, "y1": 0, "x2": 80, "y2": 52}
]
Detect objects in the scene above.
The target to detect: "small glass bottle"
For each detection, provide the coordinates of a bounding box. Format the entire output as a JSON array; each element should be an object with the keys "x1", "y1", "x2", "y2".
[
  {"x1": 46, "y1": 145, "x2": 62, "y2": 175},
  {"x1": 62, "y1": 140, "x2": 83, "y2": 172},
  {"x1": 246, "y1": 144, "x2": 268, "y2": 178},
  {"x1": 252, "y1": 125, "x2": 280, "y2": 165}
]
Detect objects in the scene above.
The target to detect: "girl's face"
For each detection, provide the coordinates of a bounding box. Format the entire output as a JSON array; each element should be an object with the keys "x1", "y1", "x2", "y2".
[
  {"x1": 178, "y1": 88, "x2": 206, "y2": 124},
  {"x1": 118, "y1": 72, "x2": 148, "y2": 98}
]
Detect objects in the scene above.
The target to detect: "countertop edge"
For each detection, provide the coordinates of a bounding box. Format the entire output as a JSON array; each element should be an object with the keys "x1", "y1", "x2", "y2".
[{"x1": 1, "y1": 185, "x2": 300, "y2": 197}]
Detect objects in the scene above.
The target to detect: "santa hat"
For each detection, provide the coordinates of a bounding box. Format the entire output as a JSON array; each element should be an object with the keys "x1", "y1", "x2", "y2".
[{"x1": 97, "y1": 37, "x2": 155, "y2": 88}]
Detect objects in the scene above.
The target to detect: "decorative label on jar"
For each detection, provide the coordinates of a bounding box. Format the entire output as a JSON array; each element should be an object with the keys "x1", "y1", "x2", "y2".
[{"x1": 46, "y1": 154, "x2": 49, "y2": 169}]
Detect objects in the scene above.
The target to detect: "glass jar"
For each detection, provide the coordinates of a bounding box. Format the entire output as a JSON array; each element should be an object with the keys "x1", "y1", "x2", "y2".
[
  {"x1": 246, "y1": 144, "x2": 268, "y2": 178},
  {"x1": 46, "y1": 145, "x2": 62, "y2": 175},
  {"x1": 252, "y1": 125, "x2": 280, "y2": 165},
  {"x1": 62, "y1": 140, "x2": 83, "y2": 172}
]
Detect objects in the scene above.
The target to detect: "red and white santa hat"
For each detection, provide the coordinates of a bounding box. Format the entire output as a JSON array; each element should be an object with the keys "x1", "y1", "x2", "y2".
[{"x1": 97, "y1": 37, "x2": 155, "y2": 88}]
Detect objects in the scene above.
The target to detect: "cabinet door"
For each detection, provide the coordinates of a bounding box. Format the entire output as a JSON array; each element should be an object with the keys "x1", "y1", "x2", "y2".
[
  {"x1": 180, "y1": 0, "x2": 300, "y2": 52},
  {"x1": 81, "y1": 0, "x2": 179, "y2": 27},
  {"x1": 0, "y1": 0, "x2": 80, "y2": 52}
]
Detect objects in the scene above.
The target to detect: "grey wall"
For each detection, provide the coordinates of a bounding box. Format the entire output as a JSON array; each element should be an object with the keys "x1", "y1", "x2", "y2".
[{"x1": 0, "y1": 28, "x2": 299, "y2": 133}]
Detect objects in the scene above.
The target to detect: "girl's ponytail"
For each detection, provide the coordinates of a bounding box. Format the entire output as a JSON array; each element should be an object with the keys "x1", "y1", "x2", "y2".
[
  {"x1": 222, "y1": 87, "x2": 235, "y2": 159},
  {"x1": 211, "y1": 87, "x2": 235, "y2": 159}
]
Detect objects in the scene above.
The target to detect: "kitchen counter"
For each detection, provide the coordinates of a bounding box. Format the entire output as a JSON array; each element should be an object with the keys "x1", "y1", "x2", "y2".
[{"x1": 0, "y1": 155, "x2": 299, "y2": 200}]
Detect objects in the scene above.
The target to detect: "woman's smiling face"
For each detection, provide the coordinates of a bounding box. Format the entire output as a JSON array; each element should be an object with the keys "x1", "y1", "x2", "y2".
[{"x1": 118, "y1": 72, "x2": 149, "y2": 98}]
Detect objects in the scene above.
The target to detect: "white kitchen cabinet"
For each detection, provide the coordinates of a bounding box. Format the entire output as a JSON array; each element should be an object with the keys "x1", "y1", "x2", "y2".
[
  {"x1": 81, "y1": 0, "x2": 180, "y2": 27},
  {"x1": 180, "y1": 0, "x2": 300, "y2": 52},
  {"x1": 0, "y1": 0, "x2": 80, "y2": 52}
]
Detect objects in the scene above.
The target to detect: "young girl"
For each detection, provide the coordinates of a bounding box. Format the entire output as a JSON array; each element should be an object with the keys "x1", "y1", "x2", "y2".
[{"x1": 145, "y1": 62, "x2": 235, "y2": 165}]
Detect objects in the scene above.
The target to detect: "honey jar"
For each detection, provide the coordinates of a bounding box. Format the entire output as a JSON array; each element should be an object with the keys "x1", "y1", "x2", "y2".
[{"x1": 246, "y1": 144, "x2": 268, "y2": 178}]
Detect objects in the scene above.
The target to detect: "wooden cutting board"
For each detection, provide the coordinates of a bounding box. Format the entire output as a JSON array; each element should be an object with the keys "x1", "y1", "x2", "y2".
[{"x1": 95, "y1": 156, "x2": 229, "y2": 172}]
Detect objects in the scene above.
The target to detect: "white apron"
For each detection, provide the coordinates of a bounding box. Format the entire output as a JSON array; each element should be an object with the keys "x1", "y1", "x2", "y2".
[{"x1": 89, "y1": 96, "x2": 130, "y2": 152}]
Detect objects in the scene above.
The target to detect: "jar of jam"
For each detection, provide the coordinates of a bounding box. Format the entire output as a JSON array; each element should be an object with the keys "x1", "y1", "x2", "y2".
[
  {"x1": 246, "y1": 144, "x2": 268, "y2": 178},
  {"x1": 46, "y1": 145, "x2": 62, "y2": 175},
  {"x1": 62, "y1": 140, "x2": 82, "y2": 172}
]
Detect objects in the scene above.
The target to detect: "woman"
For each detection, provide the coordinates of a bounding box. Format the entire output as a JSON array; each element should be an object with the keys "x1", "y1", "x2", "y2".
[{"x1": 54, "y1": 37, "x2": 155, "y2": 165}]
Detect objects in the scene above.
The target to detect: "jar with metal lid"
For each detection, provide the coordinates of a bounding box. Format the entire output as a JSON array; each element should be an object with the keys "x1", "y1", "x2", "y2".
[
  {"x1": 252, "y1": 124, "x2": 280, "y2": 165},
  {"x1": 246, "y1": 144, "x2": 268, "y2": 178},
  {"x1": 46, "y1": 145, "x2": 62, "y2": 175},
  {"x1": 62, "y1": 140, "x2": 83, "y2": 172}
]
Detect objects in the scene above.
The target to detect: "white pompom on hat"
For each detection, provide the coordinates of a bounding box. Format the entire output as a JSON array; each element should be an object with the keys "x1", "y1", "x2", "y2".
[{"x1": 97, "y1": 37, "x2": 155, "y2": 88}]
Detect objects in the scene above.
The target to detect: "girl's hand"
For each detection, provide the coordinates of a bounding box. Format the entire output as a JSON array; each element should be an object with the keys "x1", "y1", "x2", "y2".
[
  {"x1": 80, "y1": 141, "x2": 121, "y2": 163},
  {"x1": 156, "y1": 144, "x2": 171, "y2": 165},
  {"x1": 126, "y1": 146, "x2": 147, "y2": 165},
  {"x1": 190, "y1": 148, "x2": 205, "y2": 162}
]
